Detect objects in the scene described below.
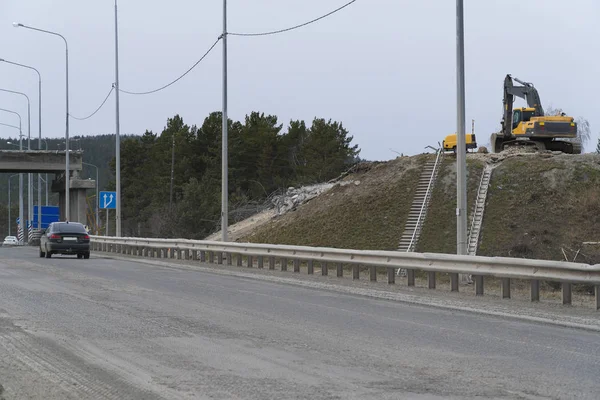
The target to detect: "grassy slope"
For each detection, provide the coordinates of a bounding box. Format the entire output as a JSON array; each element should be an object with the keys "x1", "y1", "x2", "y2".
[
  {"x1": 243, "y1": 152, "x2": 600, "y2": 266},
  {"x1": 245, "y1": 155, "x2": 430, "y2": 250},
  {"x1": 479, "y1": 154, "x2": 600, "y2": 264}
]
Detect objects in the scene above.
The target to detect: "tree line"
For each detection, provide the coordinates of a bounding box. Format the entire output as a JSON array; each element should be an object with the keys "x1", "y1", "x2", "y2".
[{"x1": 114, "y1": 111, "x2": 361, "y2": 239}]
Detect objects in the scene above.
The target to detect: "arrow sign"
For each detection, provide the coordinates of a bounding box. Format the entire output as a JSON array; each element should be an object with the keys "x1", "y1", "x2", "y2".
[{"x1": 99, "y1": 191, "x2": 117, "y2": 209}]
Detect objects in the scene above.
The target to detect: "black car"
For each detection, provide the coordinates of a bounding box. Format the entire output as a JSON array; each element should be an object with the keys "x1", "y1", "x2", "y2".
[{"x1": 40, "y1": 222, "x2": 91, "y2": 259}]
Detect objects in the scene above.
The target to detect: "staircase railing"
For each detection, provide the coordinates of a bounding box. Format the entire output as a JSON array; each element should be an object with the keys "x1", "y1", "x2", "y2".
[{"x1": 406, "y1": 148, "x2": 443, "y2": 252}]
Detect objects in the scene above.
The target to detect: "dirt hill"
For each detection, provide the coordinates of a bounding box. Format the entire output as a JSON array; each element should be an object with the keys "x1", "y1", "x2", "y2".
[{"x1": 241, "y1": 150, "x2": 600, "y2": 265}]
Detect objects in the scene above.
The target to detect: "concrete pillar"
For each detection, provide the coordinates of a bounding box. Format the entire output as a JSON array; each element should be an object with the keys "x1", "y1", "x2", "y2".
[{"x1": 52, "y1": 174, "x2": 95, "y2": 224}]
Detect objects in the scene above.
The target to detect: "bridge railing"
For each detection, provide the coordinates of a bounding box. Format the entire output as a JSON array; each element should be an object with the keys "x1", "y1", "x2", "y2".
[{"x1": 90, "y1": 236, "x2": 600, "y2": 310}]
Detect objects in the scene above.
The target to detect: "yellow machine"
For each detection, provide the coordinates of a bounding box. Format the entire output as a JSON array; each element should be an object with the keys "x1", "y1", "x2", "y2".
[
  {"x1": 491, "y1": 75, "x2": 580, "y2": 154},
  {"x1": 443, "y1": 133, "x2": 477, "y2": 153}
]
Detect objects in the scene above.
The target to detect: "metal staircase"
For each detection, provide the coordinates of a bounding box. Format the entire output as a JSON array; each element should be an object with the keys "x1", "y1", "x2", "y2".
[
  {"x1": 398, "y1": 149, "x2": 443, "y2": 254},
  {"x1": 467, "y1": 164, "x2": 493, "y2": 256}
]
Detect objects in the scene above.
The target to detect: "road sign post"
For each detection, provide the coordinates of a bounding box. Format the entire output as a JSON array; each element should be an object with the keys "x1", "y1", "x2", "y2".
[{"x1": 99, "y1": 191, "x2": 116, "y2": 236}]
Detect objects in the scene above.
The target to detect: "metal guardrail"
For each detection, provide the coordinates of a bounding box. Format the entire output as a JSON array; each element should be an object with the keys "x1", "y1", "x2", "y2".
[{"x1": 90, "y1": 236, "x2": 600, "y2": 310}]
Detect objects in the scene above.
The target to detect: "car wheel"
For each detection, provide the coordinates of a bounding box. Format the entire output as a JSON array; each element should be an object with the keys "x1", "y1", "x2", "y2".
[
  {"x1": 45, "y1": 247, "x2": 52, "y2": 258},
  {"x1": 39, "y1": 249, "x2": 45, "y2": 258},
  {"x1": 77, "y1": 254, "x2": 83, "y2": 259},
  {"x1": 83, "y1": 252, "x2": 90, "y2": 260}
]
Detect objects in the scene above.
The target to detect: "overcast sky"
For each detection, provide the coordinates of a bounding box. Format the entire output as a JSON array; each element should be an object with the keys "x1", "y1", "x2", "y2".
[{"x1": 0, "y1": 0, "x2": 598, "y2": 161}]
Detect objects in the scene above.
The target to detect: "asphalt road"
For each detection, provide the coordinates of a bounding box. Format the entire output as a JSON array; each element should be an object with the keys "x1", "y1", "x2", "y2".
[{"x1": 0, "y1": 246, "x2": 598, "y2": 399}]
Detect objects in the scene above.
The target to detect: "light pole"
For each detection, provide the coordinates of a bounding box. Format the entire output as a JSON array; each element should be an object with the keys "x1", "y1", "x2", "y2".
[
  {"x1": 0, "y1": 87, "x2": 32, "y2": 235},
  {"x1": 114, "y1": 0, "x2": 122, "y2": 237},
  {"x1": 42, "y1": 139, "x2": 49, "y2": 205},
  {"x1": 14, "y1": 22, "x2": 70, "y2": 222},
  {"x1": 8, "y1": 174, "x2": 19, "y2": 236},
  {"x1": 0, "y1": 110, "x2": 24, "y2": 244},
  {"x1": 221, "y1": 0, "x2": 229, "y2": 242},
  {"x1": 0, "y1": 58, "x2": 43, "y2": 229},
  {"x1": 455, "y1": 0, "x2": 468, "y2": 289},
  {"x1": 82, "y1": 162, "x2": 99, "y2": 234}
]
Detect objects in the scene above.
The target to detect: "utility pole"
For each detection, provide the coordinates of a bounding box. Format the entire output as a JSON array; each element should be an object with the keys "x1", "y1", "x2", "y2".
[
  {"x1": 114, "y1": 0, "x2": 122, "y2": 237},
  {"x1": 455, "y1": 0, "x2": 468, "y2": 289},
  {"x1": 169, "y1": 132, "x2": 175, "y2": 210},
  {"x1": 221, "y1": 0, "x2": 229, "y2": 242}
]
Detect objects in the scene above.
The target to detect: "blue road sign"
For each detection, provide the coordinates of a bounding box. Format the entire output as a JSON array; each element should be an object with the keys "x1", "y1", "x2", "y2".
[{"x1": 99, "y1": 191, "x2": 117, "y2": 209}]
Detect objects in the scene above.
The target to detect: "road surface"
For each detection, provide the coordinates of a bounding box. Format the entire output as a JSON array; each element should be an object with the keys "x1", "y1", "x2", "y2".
[{"x1": 0, "y1": 246, "x2": 598, "y2": 399}]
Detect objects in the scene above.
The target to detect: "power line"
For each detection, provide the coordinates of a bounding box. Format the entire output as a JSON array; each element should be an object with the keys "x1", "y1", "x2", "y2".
[
  {"x1": 69, "y1": 87, "x2": 114, "y2": 121},
  {"x1": 228, "y1": 0, "x2": 358, "y2": 37},
  {"x1": 119, "y1": 37, "x2": 221, "y2": 96}
]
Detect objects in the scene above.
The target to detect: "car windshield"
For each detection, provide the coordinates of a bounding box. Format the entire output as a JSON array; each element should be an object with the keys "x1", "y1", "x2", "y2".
[{"x1": 54, "y1": 223, "x2": 87, "y2": 234}]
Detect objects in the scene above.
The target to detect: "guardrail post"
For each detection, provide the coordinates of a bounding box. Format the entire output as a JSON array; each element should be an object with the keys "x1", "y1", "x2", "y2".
[
  {"x1": 595, "y1": 286, "x2": 600, "y2": 310},
  {"x1": 352, "y1": 265, "x2": 359, "y2": 280},
  {"x1": 269, "y1": 256, "x2": 275, "y2": 270},
  {"x1": 562, "y1": 282, "x2": 572, "y2": 305},
  {"x1": 475, "y1": 276, "x2": 484, "y2": 296},
  {"x1": 531, "y1": 280, "x2": 540, "y2": 302},
  {"x1": 217, "y1": 252, "x2": 223, "y2": 264},
  {"x1": 258, "y1": 256, "x2": 264, "y2": 269},
  {"x1": 501, "y1": 278, "x2": 511, "y2": 299},
  {"x1": 407, "y1": 269, "x2": 415, "y2": 286},
  {"x1": 200, "y1": 251, "x2": 206, "y2": 262},
  {"x1": 370, "y1": 266, "x2": 376, "y2": 282},
  {"x1": 294, "y1": 259, "x2": 300, "y2": 273},
  {"x1": 450, "y1": 273, "x2": 459, "y2": 292},
  {"x1": 247, "y1": 255, "x2": 253, "y2": 268},
  {"x1": 236, "y1": 254, "x2": 242, "y2": 267},
  {"x1": 209, "y1": 251, "x2": 215, "y2": 264},
  {"x1": 428, "y1": 271, "x2": 436, "y2": 289},
  {"x1": 322, "y1": 262, "x2": 328, "y2": 276},
  {"x1": 226, "y1": 253, "x2": 232, "y2": 265},
  {"x1": 281, "y1": 258, "x2": 288, "y2": 271},
  {"x1": 336, "y1": 263, "x2": 343, "y2": 277},
  {"x1": 307, "y1": 260, "x2": 314, "y2": 274},
  {"x1": 192, "y1": 250, "x2": 198, "y2": 260},
  {"x1": 387, "y1": 268, "x2": 395, "y2": 284},
  {"x1": 184, "y1": 249, "x2": 190, "y2": 260}
]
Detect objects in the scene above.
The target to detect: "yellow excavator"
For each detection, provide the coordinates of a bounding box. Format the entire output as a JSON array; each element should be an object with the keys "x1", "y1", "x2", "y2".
[{"x1": 491, "y1": 74, "x2": 580, "y2": 154}]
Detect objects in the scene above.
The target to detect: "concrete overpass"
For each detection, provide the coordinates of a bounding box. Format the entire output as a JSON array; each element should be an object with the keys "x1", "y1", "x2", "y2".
[{"x1": 1, "y1": 150, "x2": 95, "y2": 224}]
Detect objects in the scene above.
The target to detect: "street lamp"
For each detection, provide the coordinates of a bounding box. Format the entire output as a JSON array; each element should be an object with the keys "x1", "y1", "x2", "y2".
[
  {"x1": 14, "y1": 22, "x2": 70, "y2": 222},
  {"x1": 0, "y1": 87, "x2": 33, "y2": 234},
  {"x1": 0, "y1": 58, "x2": 43, "y2": 229},
  {"x1": 0, "y1": 109, "x2": 24, "y2": 244},
  {"x1": 114, "y1": 0, "x2": 122, "y2": 237},
  {"x1": 82, "y1": 162, "x2": 99, "y2": 234}
]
